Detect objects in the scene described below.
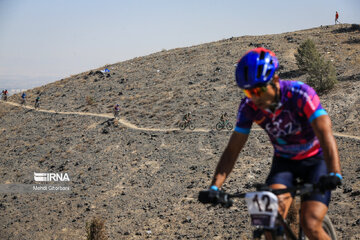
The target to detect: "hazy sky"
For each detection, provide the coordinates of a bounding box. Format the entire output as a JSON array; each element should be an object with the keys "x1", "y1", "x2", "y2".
[{"x1": 0, "y1": 0, "x2": 359, "y2": 90}]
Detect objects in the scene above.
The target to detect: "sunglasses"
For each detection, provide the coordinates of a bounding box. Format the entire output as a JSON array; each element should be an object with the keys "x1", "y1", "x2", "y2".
[{"x1": 242, "y1": 86, "x2": 268, "y2": 98}]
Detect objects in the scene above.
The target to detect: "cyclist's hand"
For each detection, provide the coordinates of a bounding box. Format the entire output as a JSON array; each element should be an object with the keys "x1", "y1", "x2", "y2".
[
  {"x1": 198, "y1": 187, "x2": 233, "y2": 208},
  {"x1": 198, "y1": 189, "x2": 218, "y2": 204},
  {"x1": 318, "y1": 173, "x2": 342, "y2": 192}
]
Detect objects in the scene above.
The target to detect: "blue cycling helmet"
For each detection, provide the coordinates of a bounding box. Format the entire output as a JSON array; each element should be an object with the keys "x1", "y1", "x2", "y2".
[{"x1": 235, "y1": 47, "x2": 279, "y2": 89}]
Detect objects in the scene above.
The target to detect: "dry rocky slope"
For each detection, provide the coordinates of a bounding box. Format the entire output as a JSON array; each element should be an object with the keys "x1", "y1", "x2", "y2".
[{"x1": 1, "y1": 24, "x2": 360, "y2": 239}]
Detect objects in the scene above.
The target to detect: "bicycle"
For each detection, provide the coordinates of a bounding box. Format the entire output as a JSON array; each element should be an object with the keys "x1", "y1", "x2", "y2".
[
  {"x1": 114, "y1": 110, "x2": 119, "y2": 119},
  {"x1": 216, "y1": 119, "x2": 233, "y2": 131},
  {"x1": 34, "y1": 101, "x2": 40, "y2": 110},
  {"x1": 199, "y1": 182, "x2": 337, "y2": 240},
  {"x1": 179, "y1": 120, "x2": 195, "y2": 130},
  {"x1": 21, "y1": 98, "x2": 26, "y2": 105},
  {"x1": 1, "y1": 94, "x2": 7, "y2": 101}
]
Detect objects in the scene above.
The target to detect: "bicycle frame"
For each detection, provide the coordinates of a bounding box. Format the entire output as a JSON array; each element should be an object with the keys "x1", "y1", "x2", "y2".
[
  {"x1": 254, "y1": 213, "x2": 299, "y2": 240},
  {"x1": 229, "y1": 184, "x2": 319, "y2": 240}
]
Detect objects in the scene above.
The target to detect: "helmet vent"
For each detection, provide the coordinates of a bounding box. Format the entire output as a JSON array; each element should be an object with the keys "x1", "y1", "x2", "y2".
[
  {"x1": 265, "y1": 69, "x2": 272, "y2": 78},
  {"x1": 257, "y1": 65, "x2": 264, "y2": 79},
  {"x1": 260, "y1": 51, "x2": 265, "y2": 60}
]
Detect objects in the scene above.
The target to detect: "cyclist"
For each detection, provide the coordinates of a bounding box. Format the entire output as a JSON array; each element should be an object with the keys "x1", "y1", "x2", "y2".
[
  {"x1": 114, "y1": 104, "x2": 120, "y2": 118},
  {"x1": 34, "y1": 96, "x2": 40, "y2": 109},
  {"x1": 21, "y1": 92, "x2": 26, "y2": 104},
  {"x1": 2, "y1": 89, "x2": 8, "y2": 101},
  {"x1": 220, "y1": 112, "x2": 229, "y2": 123},
  {"x1": 183, "y1": 112, "x2": 192, "y2": 123},
  {"x1": 199, "y1": 47, "x2": 342, "y2": 239}
]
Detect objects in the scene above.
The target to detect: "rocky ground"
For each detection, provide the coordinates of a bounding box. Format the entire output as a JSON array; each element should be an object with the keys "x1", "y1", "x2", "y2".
[{"x1": 0, "y1": 24, "x2": 360, "y2": 239}]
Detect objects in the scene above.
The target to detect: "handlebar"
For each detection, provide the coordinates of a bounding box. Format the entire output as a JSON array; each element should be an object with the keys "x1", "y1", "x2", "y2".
[{"x1": 228, "y1": 182, "x2": 320, "y2": 199}]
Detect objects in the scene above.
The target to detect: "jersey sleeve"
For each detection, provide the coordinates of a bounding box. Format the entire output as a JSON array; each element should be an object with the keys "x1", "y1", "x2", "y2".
[
  {"x1": 235, "y1": 98, "x2": 254, "y2": 134},
  {"x1": 296, "y1": 82, "x2": 328, "y2": 123}
]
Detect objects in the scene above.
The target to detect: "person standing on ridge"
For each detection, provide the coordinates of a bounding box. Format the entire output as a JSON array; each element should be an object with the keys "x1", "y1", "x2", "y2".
[
  {"x1": 335, "y1": 11, "x2": 340, "y2": 24},
  {"x1": 198, "y1": 47, "x2": 342, "y2": 239}
]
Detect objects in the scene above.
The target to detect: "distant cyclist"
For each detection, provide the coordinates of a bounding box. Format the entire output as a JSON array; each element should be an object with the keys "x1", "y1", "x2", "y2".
[
  {"x1": 21, "y1": 92, "x2": 26, "y2": 105},
  {"x1": 183, "y1": 112, "x2": 192, "y2": 123},
  {"x1": 220, "y1": 112, "x2": 229, "y2": 123},
  {"x1": 34, "y1": 96, "x2": 40, "y2": 109},
  {"x1": 1, "y1": 89, "x2": 8, "y2": 101},
  {"x1": 113, "y1": 104, "x2": 120, "y2": 118},
  {"x1": 199, "y1": 47, "x2": 342, "y2": 239}
]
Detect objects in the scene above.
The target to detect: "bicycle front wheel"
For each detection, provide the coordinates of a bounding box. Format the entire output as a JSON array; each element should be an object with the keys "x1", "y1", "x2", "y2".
[
  {"x1": 226, "y1": 122, "x2": 233, "y2": 130},
  {"x1": 322, "y1": 215, "x2": 337, "y2": 240}
]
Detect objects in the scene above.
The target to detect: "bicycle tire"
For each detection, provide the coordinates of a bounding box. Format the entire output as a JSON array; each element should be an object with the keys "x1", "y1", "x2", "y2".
[
  {"x1": 179, "y1": 122, "x2": 186, "y2": 130},
  {"x1": 189, "y1": 122, "x2": 195, "y2": 130},
  {"x1": 226, "y1": 122, "x2": 233, "y2": 130},
  {"x1": 216, "y1": 122, "x2": 224, "y2": 131},
  {"x1": 321, "y1": 214, "x2": 337, "y2": 240}
]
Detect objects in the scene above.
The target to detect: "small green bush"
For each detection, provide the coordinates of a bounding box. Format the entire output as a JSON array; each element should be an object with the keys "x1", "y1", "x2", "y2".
[{"x1": 295, "y1": 39, "x2": 337, "y2": 94}]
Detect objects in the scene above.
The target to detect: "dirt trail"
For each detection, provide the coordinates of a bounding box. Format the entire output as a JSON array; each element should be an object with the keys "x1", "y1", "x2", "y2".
[{"x1": 2, "y1": 101, "x2": 360, "y2": 140}]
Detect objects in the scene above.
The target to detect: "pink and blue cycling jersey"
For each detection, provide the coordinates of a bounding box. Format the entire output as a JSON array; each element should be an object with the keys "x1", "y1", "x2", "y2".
[{"x1": 235, "y1": 80, "x2": 328, "y2": 160}]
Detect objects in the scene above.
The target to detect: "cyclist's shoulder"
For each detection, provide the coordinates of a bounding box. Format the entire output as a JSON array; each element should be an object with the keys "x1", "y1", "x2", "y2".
[
  {"x1": 280, "y1": 79, "x2": 308, "y2": 88},
  {"x1": 280, "y1": 79, "x2": 317, "y2": 97},
  {"x1": 236, "y1": 99, "x2": 259, "y2": 122},
  {"x1": 238, "y1": 97, "x2": 258, "y2": 111}
]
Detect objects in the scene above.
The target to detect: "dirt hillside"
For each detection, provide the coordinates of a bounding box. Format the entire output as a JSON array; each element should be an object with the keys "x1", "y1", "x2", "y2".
[{"x1": 1, "y1": 24, "x2": 360, "y2": 239}]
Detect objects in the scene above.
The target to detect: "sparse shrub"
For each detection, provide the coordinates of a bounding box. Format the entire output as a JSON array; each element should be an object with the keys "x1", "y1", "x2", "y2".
[
  {"x1": 86, "y1": 217, "x2": 108, "y2": 240},
  {"x1": 295, "y1": 39, "x2": 320, "y2": 73},
  {"x1": 307, "y1": 57, "x2": 337, "y2": 94},
  {"x1": 295, "y1": 39, "x2": 337, "y2": 93},
  {"x1": 86, "y1": 96, "x2": 95, "y2": 105}
]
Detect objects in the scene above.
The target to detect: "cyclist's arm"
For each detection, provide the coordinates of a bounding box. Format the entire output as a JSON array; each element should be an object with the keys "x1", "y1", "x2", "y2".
[
  {"x1": 311, "y1": 115, "x2": 341, "y2": 175},
  {"x1": 210, "y1": 131, "x2": 249, "y2": 188}
]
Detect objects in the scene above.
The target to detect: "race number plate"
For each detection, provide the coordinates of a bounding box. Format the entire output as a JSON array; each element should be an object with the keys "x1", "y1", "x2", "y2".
[{"x1": 245, "y1": 191, "x2": 278, "y2": 229}]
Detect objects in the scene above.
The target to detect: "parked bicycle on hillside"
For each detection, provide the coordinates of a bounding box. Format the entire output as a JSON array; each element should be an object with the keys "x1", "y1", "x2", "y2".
[{"x1": 199, "y1": 180, "x2": 337, "y2": 239}]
